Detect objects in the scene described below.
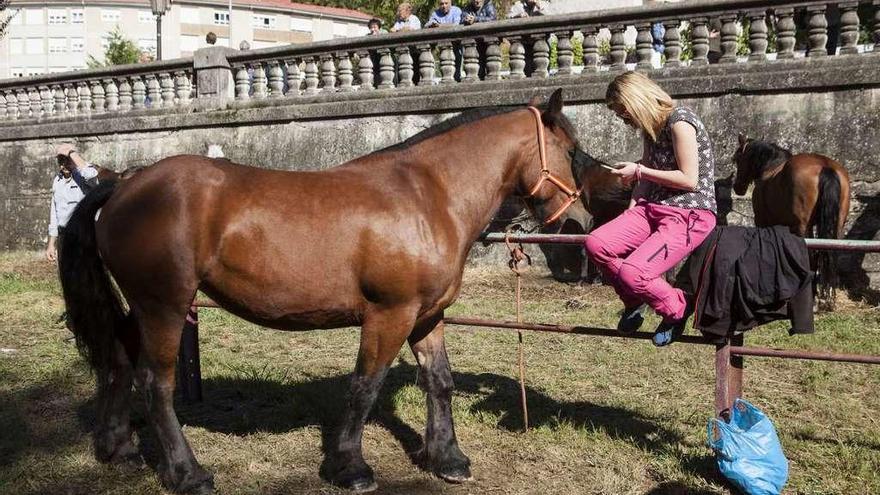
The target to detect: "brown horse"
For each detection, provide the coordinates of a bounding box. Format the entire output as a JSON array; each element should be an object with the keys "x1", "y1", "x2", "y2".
[
  {"x1": 733, "y1": 134, "x2": 851, "y2": 306},
  {"x1": 59, "y1": 90, "x2": 585, "y2": 494}
]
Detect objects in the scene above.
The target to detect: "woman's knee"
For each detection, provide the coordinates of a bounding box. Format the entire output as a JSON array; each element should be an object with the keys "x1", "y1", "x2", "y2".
[
  {"x1": 618, "y1": 263, "x2": 648, "y2": 292},
  {"x1": 584, "y1": 234, "x2": 606, "y2": 260}
]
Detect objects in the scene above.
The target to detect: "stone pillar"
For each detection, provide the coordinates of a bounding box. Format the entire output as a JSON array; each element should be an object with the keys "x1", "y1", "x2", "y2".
[
  {"x1": 719, "y1": 15, "x2": 739, "y2": 63},
  {"x1": 690, "y1": 17, "x2": 709, "y2": 65},
  {"x1": 555, "y1": 31, "x2": 573, "y2": 75},
  {"x1": 747, "y1": 11, "x2": 768, "y2": 62},
  {"x1": 807, "y1": 5, "x2": 829, "y2": 57},
  {"x1": 838, "y1": 2, "x2": 860, "y2": 55},
  {"x1": 635, "y1": 23, "x2": 653, "y2": 69},
  {"x1": 609, "y1": 25, "x2": 627, "y2": 71},
  {"x1": 582, "y1": 27, "x2": 599, "y2": 72},
  {"x1": 775, "y1": 8, "x2": 796, "y2": 59},
  {"x1": 193, "y1": 46, "x2": 236, "y2": 110}
]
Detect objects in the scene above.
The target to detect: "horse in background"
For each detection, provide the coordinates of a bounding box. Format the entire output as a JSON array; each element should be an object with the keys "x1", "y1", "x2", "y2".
[
  {"x1": 59, "y1": 90, "x2": 586, "y2": 494},
  {"x1": 733, "y1": 134, "x2": 851, "y2": 308}
]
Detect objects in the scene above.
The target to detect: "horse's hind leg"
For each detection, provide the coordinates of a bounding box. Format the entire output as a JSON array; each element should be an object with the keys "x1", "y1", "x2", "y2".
[
  {"x1": 408, "y1": 316, "x2": 472, "y2": 483},
  {"x1": 134, "y1": 305, "x2": 214, "y2": 494},
  {"x1": 94, "y1": 316, "x2": 139, "y2": 464},
  {"x1": 331, "y1": 305, "x2": 417, "y2": 492}
]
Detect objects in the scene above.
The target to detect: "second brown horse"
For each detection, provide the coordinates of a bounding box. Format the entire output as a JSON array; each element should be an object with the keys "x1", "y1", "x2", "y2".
[{"x1": 59, "y1": 90, "x2": 586, "y2": 494}]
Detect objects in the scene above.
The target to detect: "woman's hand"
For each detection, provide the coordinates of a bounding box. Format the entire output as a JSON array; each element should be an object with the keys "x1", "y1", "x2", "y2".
[{"x1": 611, "y1": 161, "x2": 640, "y2": 186}]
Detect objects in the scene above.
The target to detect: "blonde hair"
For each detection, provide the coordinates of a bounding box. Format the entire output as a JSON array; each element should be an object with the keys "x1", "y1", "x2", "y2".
[{"x1": 605, "y1": 71, "x2": 674, "y2": 141}]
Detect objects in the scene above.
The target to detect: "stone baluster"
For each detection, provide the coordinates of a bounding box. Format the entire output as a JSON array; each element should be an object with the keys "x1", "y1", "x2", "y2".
[
  {"x1": 356, "y1": 51, "x2": 374, "y2": 90},
  {"x1": 145, "y1": 74, "x2": 160, "y2": 108},
  {"x1": 6, "y1": 90, "x2": 19, "y2": 119},
  {"x1": 461, "y1": 39, "x2": 479, "y2": 83},
  {"x1": 532, "y1": 35, "x2": 550, "y2": 78},
  {"x1": 484, "y1": 37, "x2": 502, "y2": 80},
  {"x1": 320, "y1": 55, "x2": 337, "y2": 93},
  {"x1": 690, "y1": 17, "x2": 709, "y2": 65},
  {"x1": 267, "y1": 61, "x2": 285, "y2": 97},
  {"x1": 337, "y1": 53, "x2": 354, "y2": 92},
  {"x1": 285, "y1": 59, "x2": 303, "y2": 96},
  {"x1": 28, "y1": 87, "x2": 42, "y2": 117},
  {"x1": 582, "y1": 27, "x2": 599, "y2": 72},
  {"x1": 377, "y1": 49, "x2": 395, "y2": 89},
  {"x1": 663, "y1": 20, "x2": 682, "y2": 67},
  {"x1": 131, "y1": 76, "x2": 146, "y2": 109},
  {"x1": 65, "y1": 84, "x2": 79, "y2": 115},
  {"x1": 807, "y1": 5, "x2": 828, "y2": 57},
  {"x1": 91, "y1": 80, "x2": 105, "y2": 113},
  {"x1": 77, "y1": 82, "x2": 91, "y2": 114},
  {"x1": 748, "y1": 11, "x2": 768, "y2": 61},
  {"x1": 838, "y1": 2, "x2": 860, "y2": 55},
  {"x1": 416, "y1": 44, "x2": 435, "y2": 86},
  {"x1": 508, "y1": 37, "x2": 526, "y2": 79},
  {"x1": 635, "y1": 23, "x2": 653, "y2": 69},
  {"x1": 438, "y1": 43, "x2": 456, "y2": 84},
  {"x1": 104, "y1": 79, "x2": 119, "y2": 112},
  {"x1": 719, "y1": 15, "x2": 739, "y2": 63},
  {"x1": 159, "y1": 72, "x2": 175, "y2": 107},
  {"x1": 555, "y1": 31, "x2": 573, "y2": 76},
  {"x1": 0, "y1": 92, "x2": 6, "y2": 119},
  {"x1": 874, "y1": 1, "x2": 880, "y2": 52},
  {"x1": 303, "y1": 57, "x2": 320, "y2": 95},
  {"x1": 253, "y1": 63, "x2": 269, "y2": 98},
  {"x1": 53, "y1": 85, "x2": 66, "y2": 115},
  {"x1": 118, "y1": 77, "x2": 132, "y2": 111},
  {"x1": 396, "y1": 46, "x2": 414, "y2": 87},
  {"x1": 609, "y1": 25, "x2": 627, "y2": 70},
  {"x1": 174, "y1": 71, "x2": 192, "y2": 106},
  {"x1": 235, "y1": 65, "x2": 251, "y2": 100},
  {"x1": 775, "y1": 8, "x2": 796, "y2": 59}
]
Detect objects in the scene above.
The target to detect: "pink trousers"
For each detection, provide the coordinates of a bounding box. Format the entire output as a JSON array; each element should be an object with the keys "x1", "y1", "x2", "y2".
[{"x1": 584, "y1": 201, "x2": 716, "y2": 322}]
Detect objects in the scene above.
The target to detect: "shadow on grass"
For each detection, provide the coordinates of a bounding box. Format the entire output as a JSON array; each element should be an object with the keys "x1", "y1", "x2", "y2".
[{"x1": 174, "y1": 361, "x2": 720, "y2": 487}]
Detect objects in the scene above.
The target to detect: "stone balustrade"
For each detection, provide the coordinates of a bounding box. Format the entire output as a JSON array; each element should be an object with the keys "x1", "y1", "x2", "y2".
[{"x1": 1, "y1": 0, "x2": 879, "y2": 124}]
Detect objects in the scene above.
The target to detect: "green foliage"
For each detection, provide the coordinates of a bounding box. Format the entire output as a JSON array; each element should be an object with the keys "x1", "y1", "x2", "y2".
[
  {"x1": 0, "y1": 0, "x2": 15, "y2": 40},
  {"x1": 572, "y1": 36, "x2": 583, "y2": 66},
  {"x1": 87, "y1": 27, "x2": 141, "y2": 68}
]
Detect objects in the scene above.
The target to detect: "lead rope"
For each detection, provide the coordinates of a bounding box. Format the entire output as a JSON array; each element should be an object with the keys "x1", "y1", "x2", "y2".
[{"x1": 505, "y1": 234, "x2": 531, "y2": 432}]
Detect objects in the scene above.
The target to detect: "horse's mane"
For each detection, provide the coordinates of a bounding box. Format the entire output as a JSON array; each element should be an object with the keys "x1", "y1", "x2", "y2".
[
  {"x1": 745, "y1": 139, "x2": 793, "y2": 173},
  {"x1": 375, "y1": 106, "x2": 520, "y2": 154}
]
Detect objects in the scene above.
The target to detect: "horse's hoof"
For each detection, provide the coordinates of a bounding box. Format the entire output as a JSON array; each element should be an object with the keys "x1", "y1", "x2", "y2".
[
  {"x1": 432, "y1": 457, "x2": 473, "y2": 484},
  {"x1": 333, "y1": 466, "x2": 378, "y2": 493}
]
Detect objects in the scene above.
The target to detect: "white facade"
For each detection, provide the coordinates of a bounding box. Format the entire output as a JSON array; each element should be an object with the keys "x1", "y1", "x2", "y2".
[{"x1": 0, "y1": 0, "x2": 372, "y2": 79}]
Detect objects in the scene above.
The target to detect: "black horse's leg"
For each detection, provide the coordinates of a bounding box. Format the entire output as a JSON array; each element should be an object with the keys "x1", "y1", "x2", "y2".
[
  {"x1": 332, "y1": 305, "x2": 417, "y2": 492},
  {"x1": 94, "y1": 323, "x2": 138, "y2": 464},
  {"x1": 135, "y1": 307, "x2": 214, "y2": 494},
  {"x1": 408, "y1": 317, "x2": 472, "y2": 483}
]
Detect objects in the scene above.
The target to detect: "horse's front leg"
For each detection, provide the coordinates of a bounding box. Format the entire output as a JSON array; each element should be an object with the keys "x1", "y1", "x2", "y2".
[
  {"x1": 331, "y1": 304, "x2": 417, "y2": 492},
  {"x1": 408, "y1": 316, "x2": 472, "y2": 483}
]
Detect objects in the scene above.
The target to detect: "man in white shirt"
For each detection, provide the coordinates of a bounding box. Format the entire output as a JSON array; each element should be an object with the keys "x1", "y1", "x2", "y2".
[
  {"x1": 508, "y1": 0, "x2": 551, "y2": 18},
  {"x1": 46, "y1": 144, "x2": 99, "y2": 261},
  {"x1": 390, "y1": 2, "x2": 421, "y2": 32}
]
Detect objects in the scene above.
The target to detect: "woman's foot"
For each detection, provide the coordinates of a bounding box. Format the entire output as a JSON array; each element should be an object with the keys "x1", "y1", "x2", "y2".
[
  {"x1": 653, "y1": 302, "x2": 694, "y2": 347},
  {"x1": 617, "y1": 303, "x2": 647, "y2": 334}
]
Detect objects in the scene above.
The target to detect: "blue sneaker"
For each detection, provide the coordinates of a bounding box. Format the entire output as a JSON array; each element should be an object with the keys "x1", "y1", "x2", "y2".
[
  {"x1": 653, "y1": 301, "x2": 694, "y2": 347},
  {"x1": 617, "y1": 303, "x2": 647, "y2": 334}
]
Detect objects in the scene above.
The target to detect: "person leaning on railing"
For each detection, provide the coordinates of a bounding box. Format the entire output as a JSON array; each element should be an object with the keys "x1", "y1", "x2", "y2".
[
  {"x1": 507, "y1": 0, "x2": 550, "y2": 18},
  {"x1": 390, "y1": 2, "x2": 421, "y2": 32},
  {"x1": 461, "y1": 0, "x2": 496, "y2": 25},
  {"x1": 46, "y1": 144, "x2": 99, "y2": 262}
]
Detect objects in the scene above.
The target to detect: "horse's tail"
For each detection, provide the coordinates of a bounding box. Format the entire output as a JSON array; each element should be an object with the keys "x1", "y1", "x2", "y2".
[
  {"x1": 816, "y1": 167, "x2": 841, "y2": 299},
  {"x1": 59, "y1": 180, "x2": 127, "y2": 375}
]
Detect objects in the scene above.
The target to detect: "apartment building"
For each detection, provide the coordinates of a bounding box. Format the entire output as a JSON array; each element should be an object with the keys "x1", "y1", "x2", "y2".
[{"x1": 0, "y1": 0, "x2": 373, "y2": 79}]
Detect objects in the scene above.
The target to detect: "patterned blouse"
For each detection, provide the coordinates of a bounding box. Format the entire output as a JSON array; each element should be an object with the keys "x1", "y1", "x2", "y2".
[{"x1": 643, "y1": 107, "x2": 717, "y2": 214}]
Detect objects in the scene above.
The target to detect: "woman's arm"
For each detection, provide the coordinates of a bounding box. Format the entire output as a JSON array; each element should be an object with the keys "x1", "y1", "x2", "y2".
[{"x1": 613, "y1": 121, "x2": 700, "y2": 192}]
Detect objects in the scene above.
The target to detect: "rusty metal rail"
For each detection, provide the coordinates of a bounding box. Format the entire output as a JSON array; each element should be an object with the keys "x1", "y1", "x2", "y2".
[{"x1": 179, "y1": 231, "x2": 880, "y2": 421}]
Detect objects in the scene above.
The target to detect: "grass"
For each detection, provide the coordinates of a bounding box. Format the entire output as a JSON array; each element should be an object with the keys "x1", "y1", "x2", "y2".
[{"x1": 1, "y1": 251, "x2": 879, "y2": 494}]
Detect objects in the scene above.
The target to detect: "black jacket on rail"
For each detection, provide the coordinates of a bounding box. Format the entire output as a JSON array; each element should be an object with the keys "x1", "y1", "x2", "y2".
[{"x1": 675, "y1": 225, "x2": 814, "y2": 338}]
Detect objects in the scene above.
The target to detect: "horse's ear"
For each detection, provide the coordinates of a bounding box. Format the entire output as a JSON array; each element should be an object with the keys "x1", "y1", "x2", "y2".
[
  {"x1": 546, "y1": 88, "x2": 564, "y2": 116},
  {"x1": 738, "y1": 133, "x2": 748, "y2": 147}
]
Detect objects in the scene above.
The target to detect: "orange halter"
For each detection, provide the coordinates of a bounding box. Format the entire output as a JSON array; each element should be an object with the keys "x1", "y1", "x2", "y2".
[{"x1": 524, "y1": 106, "x2": 582, "y2": 225}]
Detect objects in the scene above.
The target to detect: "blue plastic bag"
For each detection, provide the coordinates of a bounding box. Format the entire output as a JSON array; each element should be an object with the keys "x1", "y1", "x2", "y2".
[{"x1": 707, "y1": 399, "x2": 789, "y2": 495}]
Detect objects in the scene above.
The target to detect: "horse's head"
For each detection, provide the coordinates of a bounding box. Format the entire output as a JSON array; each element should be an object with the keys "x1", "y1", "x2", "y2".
[
  {"x1": 516, "y1": 89, "x2": 585, "y2": 227},
  {"x1": 732, "y1": 133, "x2": 755, "y2": 196}
]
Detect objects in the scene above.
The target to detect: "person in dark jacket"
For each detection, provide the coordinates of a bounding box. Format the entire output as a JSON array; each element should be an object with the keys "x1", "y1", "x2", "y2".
[{"x1": 675, "y1": 225, "x2": 814, "y2": 338}]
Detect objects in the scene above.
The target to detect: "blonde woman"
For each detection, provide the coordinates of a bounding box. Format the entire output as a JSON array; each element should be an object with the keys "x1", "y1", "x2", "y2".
[{"x1": 584, "y1": 71, "x2": 717, "y2": 346}]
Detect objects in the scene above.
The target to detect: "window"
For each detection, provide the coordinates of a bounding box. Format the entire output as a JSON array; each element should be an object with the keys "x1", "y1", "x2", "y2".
[
  {"x1": 138, "y1": 38, "x2": 157, "y2": 54},
  {"x1": 290, "y1": 17, "x2": 311, "y2": 32},
  {"x1": 25, "y1": 8, "x2": 43, "y2": 25},
  {"x1": 251, "y1": 14, "x2": 276, "y2": 30},
  {"x1": 214, "y1": 12, "x2": 229, "y2": 26},
  {"x1": 101, "y1": 10, "x2": 121, "y2": 22},
  {"x1": 27, "y1": 67, "x2": 46, "y2": 76},
  {"x1": 26, "y1": 38, "x2": 43, "y2": 54},
  {"x1": 180, "y1": 8, "x2": 200, "y2": 24},
  {"x1": 71, "y1": 38, "x2": 85, "y2": 52},
  {"x1": 48, "y1": 9, "x2": 67, "y2": 25},
  {"x1": 10, "y1": 68, "x2": 26, "y2": 78},
  {"x1": 9, "y1": 9, "x2": 23, "y2": 25},
  {"x1": 9, "y1": 38, "x2": 23, "y2": 54},
  {"x1": 49, "y1": 38, "x2": 67, "y2": 53},
  {"x1": 71, "y1": 9, "x2": 84, "y2": 24},
  {"x1": 180, "y1": 34, "x2": 199, "y2": 52},
  {"x1": 100, "y1": 35, "x2": 110, "y2": 50},
  {"x1": 138, "y1": 11, "x2": 155, "y2": 23}
]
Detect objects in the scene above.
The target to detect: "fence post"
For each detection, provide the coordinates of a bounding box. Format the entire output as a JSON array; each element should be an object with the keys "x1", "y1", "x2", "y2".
[
  {"x1": 714, "y1": 338, "x2": 731, "y2": 420},
  {"x1": 193, "y1": 46, "x2": 236, "y2": 111},
  {"x1": 728, "y1": 333, "x2": 744, "y2": 408},
  {"x1": 178, "y1": 306, "x2": 203, "y2": 402}
]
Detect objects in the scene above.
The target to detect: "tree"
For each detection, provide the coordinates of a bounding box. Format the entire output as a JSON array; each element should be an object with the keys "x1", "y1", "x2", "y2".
[
  {"x1": 1, "y1": 0, "x2": 16, "y2": 40},
  {"x1": 87, "y1": 27, "x2": 143, "y2": 68}
]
